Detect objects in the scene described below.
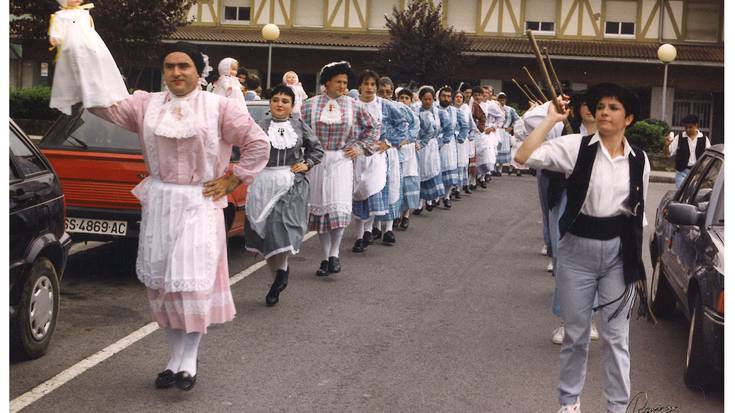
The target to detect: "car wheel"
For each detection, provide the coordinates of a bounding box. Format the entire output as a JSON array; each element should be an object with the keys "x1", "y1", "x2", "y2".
[
  {"x1": 11, "y1": 257, "x2": 60, "y2": 359},
  {"x1": 651, "y1": 258, "x2": 677, "y2": 318},
  {"x1": 684, "y1": 296, "x2": 710, "y2": 388}
]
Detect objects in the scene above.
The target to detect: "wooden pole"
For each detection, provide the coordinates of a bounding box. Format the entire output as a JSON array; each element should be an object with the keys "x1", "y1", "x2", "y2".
[
  {"x1": 543, "y1": 47, "x2": 565, "y2": 97},
  {"x1": 522, "y1": 66, "x2": 548, "y2": 102},
  {"x1": 526, "y1": 30, "x2": 573, "y2": 134},
  {"x1": 512, "y1": 78, "x2": 539, "y2": 104},
  {"x1": 522, "y1": 83, "x2": 543, "y2": 104}
]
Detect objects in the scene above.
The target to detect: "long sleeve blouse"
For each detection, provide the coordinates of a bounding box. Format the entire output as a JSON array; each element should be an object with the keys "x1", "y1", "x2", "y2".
[
  {"x1": 401, "y1": 105, "x2": 420, "y2": 143},
  {"x1": 417, "y1": 106, "x2": 440, "y2": 148},
  {"x1": 436, "y1": 104, "x2": 457, "y2": 146},
  {"x1": 454, "y1": 104, "x2": 471, "y2": 143},
  {"x1": 300, "y1": 94, "x2": 379, "y2": 152}
]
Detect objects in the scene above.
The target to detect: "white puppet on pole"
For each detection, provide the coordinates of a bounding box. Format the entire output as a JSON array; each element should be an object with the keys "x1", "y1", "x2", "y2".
[
  {"x1": 211, "y1": 57, "x2": 247, "y2": 110},
  {"x1": 48, "y1": 0, "x2": 129, "y2": 115}
]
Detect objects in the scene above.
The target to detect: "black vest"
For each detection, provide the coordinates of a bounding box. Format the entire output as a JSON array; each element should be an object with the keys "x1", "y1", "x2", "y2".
[
  {"x1": 674, "y1": 133, "x2": 707, "y2": 172},
  {"x1": 558, "y1": 135, "x2": 646, "y2": 284}
]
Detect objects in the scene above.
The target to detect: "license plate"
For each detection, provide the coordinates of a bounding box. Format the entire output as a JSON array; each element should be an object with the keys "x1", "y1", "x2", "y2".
[{"x1": 65, "y1": 218, "x2": 128, "y2": 236}]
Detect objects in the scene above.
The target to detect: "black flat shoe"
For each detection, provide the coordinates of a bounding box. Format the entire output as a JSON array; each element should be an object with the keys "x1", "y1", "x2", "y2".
[
  {"x1": 371, "y1": 228, "x2": 382, "y2": 241},
  {"x1": 443, "y1": 199, "x2": 452, "y2": 209},
  {"x1": 328, "y1": 256, "x2": 341, "y2": 273},
  {"x1": 393, "y1": 218, "x2": 401, "y2": 228},
  {"x1": 316, "y1": 260, "x2": 330, "y2": 276},
  {"x1": 469, "y1": 184, "x2": 477, "y2": 190},
  {"x1": 352, "y1": 239, "x2": 365, "y2": 253},
  {"x1": 382, "y1": 231, "x2": 396, "y2": 245},
  {"x1": 400, "y1": 217, "x2": 409, "y2": 229},
  {"x1": 174, "y1": 371, "x2": 197, "y2": 391},
  {"x1": 478, "y1": 180, "x2": 487, "y2": 189},
  {"x1": 463, "y1": 185, "x2": 472, "y2": 194},
  {"x1": 412, "y1": 207, "x2": 423, "y2": 215},
  {"x1": 266, "y1": 269, "x2": 288, "y2": 306},
  {"x1": 155, "y1": 369, "x2": 176, "y2": 389},
  {"x1": 425, "y1": 201, "x2": 434, "y2": 211},
  {"x1": 362, "y1": 231, "x2": 373, "y2": 246}
]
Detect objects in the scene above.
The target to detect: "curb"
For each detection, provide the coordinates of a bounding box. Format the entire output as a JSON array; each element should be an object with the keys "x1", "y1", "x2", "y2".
[{"x1": 650, "y1": 174, "x2": 675, "y2": 184}]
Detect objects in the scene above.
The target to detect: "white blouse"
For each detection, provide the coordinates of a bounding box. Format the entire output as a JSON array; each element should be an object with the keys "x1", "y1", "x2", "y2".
[
  {"x1": 666, "y1": 131, "x2": 711, "y2": 167},
  {"x1": 525, "y1": 132, "x2": 650, "y2": 225}
]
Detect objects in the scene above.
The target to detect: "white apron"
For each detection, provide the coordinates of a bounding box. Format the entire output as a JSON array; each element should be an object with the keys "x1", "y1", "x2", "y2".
[
  {"x1": 353, "y1": 153, "x2": 387, "y2": 201},
  {"x1": 307, "y1": 150, "x2": 353, "y2": 217},
  {"x1": 418, "y1": 139, "x2": 442, "y2": 181},
  {"x1": 133, "y1": 177, "x2": 222, "y2": 293},
  {"x1": 245, "y1": 166, "x2": 296, "y2": 238},
  {"x1": 400, "y1": 144, "x2": 419, "y2": 177},
  {"x1": 385, "y1": 147, "x2": 401, "y2": 205},
  {"x1": 457, "y1": 140, "x2": 470, "y2": 168},
  {"x1": 440, "y1": 139, "x2": 458, "y2": 172}
]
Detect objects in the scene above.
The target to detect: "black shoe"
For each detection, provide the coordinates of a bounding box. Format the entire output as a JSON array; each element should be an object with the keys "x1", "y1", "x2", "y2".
[
  {"x1": 266, "y1": 269, "x2": 289, "y2": 306},
  {"x1": 412, "y1": 207, "x2": 423, "y2": 215},
  {"x1": 463, "y1": 185, "x2": 472, "y2": 194},
  {"x1": 393, "y1": 218, "x2": 401, "y2": 228},
  {"x1": 155, "y1": 369, "x2": 176, "y2": 389},
  {"x1": 479, "y1": 180, "x2": 487, "y2": 189},
  {"x1": 371, "y1": 228, "x2": 382, "y2": 241},
  {"x1": 362, "y1": 231, "x2": 373, "y2": 246},
  {"x1": 454, "y1": 192, "x2": 462, "y2": 200},
  {"x1": 443, "y1": 199, "x2": 452, "y2": 209},
  {"x1": 352, "y1": 239, "x2": 365, "y2": 253},
  {"x1": 382, "y1": 230, "x2": 396, "y2": 245},
  {"x1": 174, "y1": 371, "x2": 197, "y2": 391},
  {"x1": 328, "y1": 256, "x2": 341, "y2": 273},
  {"x1": 469, "y1": 184, "x2": 477, "y2": 191},
  {"x1": 400, "y1": 217, "x2": 409, "y2": 229},
  {"x1": 316, "y1": 260, "x2": 330, "y2": 276},
  {"x1": 517, "y1": 171, "x2": 522, "y2": 177},
  {"x1": 425, "y1": 201, "x2": 434, "y2": 211}
]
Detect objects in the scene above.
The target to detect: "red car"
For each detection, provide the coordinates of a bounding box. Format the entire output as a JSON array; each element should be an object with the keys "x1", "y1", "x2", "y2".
[{"x1": 39, "y1": 101, "x2": 269, "y2": 243}]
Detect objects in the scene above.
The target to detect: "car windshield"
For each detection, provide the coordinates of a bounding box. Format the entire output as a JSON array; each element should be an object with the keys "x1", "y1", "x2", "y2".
[{"x1": 42, "y1": 110, "x2": 141, "y2": 152}]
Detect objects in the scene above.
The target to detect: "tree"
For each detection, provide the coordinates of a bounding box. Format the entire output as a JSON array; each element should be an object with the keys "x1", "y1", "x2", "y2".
[
  {"x1": 10, "y1": 0, "x2": 197, "y2": 89},
  {"x1": 376, "y1": 0, "x2": 470, "y2": 86}
]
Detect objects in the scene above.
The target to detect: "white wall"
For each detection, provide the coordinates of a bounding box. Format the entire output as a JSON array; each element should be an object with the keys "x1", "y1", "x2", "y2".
[
  {"x1": 445, "y1": 0, "x2": 476, "y2": 33},
  {"x1": 294, "y1": 0, "x2": 324, "y2": 27},
  {"x1": 369, "y1": 0, "x2": 400, "y2": 29}
]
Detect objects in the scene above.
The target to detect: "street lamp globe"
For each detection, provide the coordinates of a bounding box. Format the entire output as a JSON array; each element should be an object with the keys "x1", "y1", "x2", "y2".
[
  {"x1": 657, "y1": 43, "x2": 677, "y2": 63},
  {"x1": 261, "y1": 23, "x2": 280, "y2": 42}
]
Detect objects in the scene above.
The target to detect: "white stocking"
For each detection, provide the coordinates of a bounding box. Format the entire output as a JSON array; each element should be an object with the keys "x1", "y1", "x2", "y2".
[
  {"x1": 328, "y1": 228, "x2": 345, "y2": 258},
  {"x1": 164, "y1": 328, "x2": 185, "y2": 372},
  {"x1": 179, "y1": 332, "x2": 202, "y2": 375},
  {"x1": 318, "y1": 232, "x2": 331, "y2": 261}
]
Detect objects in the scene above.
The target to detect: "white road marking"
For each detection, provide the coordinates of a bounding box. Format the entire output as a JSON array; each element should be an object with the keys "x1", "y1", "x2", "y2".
[{"x1": 10, "y1": 231, "x2": 317, "y2": 412}]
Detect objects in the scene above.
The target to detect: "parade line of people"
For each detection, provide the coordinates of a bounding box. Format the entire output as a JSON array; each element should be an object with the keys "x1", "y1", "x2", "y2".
[{"x1": 51, "y1": 14, "x2": 653, "y2": 408}]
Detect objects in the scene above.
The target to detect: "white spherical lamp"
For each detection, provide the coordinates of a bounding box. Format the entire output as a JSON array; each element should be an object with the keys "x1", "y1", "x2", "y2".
[
  {"x1": 261, "y1": 24, "x2": 280, "y2": 42},
  {"x1": 657, "y1": 43, "x2": 677, "y2": 63}
]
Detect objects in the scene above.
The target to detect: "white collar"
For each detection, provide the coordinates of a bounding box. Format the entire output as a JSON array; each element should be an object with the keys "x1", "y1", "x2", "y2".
[{"x1": 588, "y1": 132, "x2": 635, "y2": 158}]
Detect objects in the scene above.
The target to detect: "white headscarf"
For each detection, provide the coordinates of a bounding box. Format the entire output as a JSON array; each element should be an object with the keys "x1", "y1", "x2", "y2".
[{"x1": 212, "y1": 57, "x2": 246, "y2": 109}]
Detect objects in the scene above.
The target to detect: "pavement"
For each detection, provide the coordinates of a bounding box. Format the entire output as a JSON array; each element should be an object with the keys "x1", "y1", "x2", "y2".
[{"x1": 9, "y1": 176, "x2": 717, "y2": 412}]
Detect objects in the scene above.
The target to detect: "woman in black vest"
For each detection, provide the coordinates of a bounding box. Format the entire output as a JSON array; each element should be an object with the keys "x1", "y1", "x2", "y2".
[
  {"x1": 664, "y1": 114, "x2": 711, "y2": 189},
  {"x1": 515, "y1": 83, "x2": 650, "y2": 413}
]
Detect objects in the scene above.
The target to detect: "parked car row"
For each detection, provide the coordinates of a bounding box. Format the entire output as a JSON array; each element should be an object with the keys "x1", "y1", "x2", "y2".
[
  {"x1": 9, "y1": 100, "x2": 270, "y2": 359},
  {"x1": 649, "y1": 144, "x2": 724, "y2": 388}
]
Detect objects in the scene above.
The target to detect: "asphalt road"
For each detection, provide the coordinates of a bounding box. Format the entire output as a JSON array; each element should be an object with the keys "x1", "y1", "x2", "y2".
[{"x1": 10, "y1": 175, "x2": 723, "y2": 412}]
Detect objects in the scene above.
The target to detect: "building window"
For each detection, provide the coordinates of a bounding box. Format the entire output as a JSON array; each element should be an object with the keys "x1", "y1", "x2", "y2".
[
  {"x1": 685, "y1": 2, "x2": 720, "y2": 42},
  {"x1": 223, "y1": 2, "x2": 251, "y2": 23},
  {"x1": 604, "y1": 1, "x2": 637, "y2": 38},
  {"x1": 525, "y1": 0, "x2": 556, "y2": 35},
  {"x1": 604, "y1": 21, "x2": 635, "y2": 36}
]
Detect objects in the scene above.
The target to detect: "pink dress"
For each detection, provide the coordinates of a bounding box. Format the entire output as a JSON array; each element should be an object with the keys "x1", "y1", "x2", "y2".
[{"x1": 91, "y1": 88, "x2": 270, "y2": 333}]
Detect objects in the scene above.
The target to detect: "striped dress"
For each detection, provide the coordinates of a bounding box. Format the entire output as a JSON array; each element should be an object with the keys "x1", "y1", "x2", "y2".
[
  {"x1": 417, "y1": 106, "x2": 445, "y2": 201},
  {"x1": 374, "y1": 98, "x2": 409, "y2": 222},
  {"x1": 400, "y1": 104, "x2": 421, "y2": 211}
]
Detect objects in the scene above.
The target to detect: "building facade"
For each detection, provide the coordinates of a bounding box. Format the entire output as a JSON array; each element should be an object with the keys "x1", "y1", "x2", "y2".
[{"x1": 11, "y1": 0, "x2": 724, "y2": 141}]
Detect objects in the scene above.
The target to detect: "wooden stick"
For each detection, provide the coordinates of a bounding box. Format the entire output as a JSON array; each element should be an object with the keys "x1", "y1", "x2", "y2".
[
  {"x1": 543, "y1": 46, "x2": 565, "y2": 97},
  {"x1": 522, "y1": 66, "x2": 548, "y2": 102},
  {"x1": 526, "y1": 30, "x2": 573, "y2": 134},
  {"x1": 522, "y1": 83, "x2": 543, "y2": 104},
  {"x1": 512, "y1": 78, "x2": 539, "y2": 104}
]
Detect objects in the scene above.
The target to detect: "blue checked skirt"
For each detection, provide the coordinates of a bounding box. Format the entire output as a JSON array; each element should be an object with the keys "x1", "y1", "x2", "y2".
[
  {"x1": 401, "y1": 176, "x2": 421, "y2": 211},
  {"x1": 442, "y1": 168, "x2": 460, "y2": 187},
  {"x1": 352, "y1": 188, "x2": 388, "y2": 220},
  {"x1": 420, "y1": 174, "x2": 445, "y2": 201}
]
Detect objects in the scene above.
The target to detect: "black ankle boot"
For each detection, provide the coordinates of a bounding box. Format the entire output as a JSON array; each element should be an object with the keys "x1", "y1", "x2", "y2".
[
  {"x1": 352, "y1": 239, "x2": 365, "y2": 253},
  {"x1": 266, "y1": 269, "x2": 289, "y2": 306},
  {"x1": 328, "y1": 256, "x2": 341, "y2": 273},
  {"x1": 316, "y1": 260, "x2": 329, "y2": 276},
  {"x1": 362, "y1": 231, "x2": 373, "y2": 246}
]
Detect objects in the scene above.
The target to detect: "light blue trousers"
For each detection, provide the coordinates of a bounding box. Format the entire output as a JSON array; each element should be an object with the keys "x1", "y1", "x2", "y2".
[
  {"x1": 556, "y1": 233, "x2": 632, "y2": 413},
  {"x1": 674, "y1": 169, "x2": 690, "y2": 189}
]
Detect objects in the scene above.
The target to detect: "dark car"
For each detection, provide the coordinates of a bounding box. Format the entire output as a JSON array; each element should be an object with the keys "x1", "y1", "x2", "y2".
[
  {"x1": 10, "y1": 119, "x2": 72, "y2": 359},
  {"x1": 38, "y1": 99, "x2": 270, "y2": 244},
  {"x1": 649, "y1": 144, "x2": 724, "y2": 388}
]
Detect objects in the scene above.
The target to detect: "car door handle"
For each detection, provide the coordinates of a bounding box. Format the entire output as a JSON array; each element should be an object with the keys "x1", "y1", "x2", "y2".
[{"x1": 10, "y1": 188, "x2": 35, "y2": 202}]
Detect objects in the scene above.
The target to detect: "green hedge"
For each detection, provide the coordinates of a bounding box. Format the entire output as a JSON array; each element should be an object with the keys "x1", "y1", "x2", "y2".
[
  {"x1": 627, "y1": 118, "x2": 670, "y2": 154},
  {"x1": 10, "y1": 87, "x2": 60, "y2": 121}
]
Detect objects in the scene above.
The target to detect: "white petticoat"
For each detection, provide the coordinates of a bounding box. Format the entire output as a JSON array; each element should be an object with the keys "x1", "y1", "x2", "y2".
[
  {"x1": 400, "y1": 144, "x2": 419, "y2": 177},
  {"x1": 308, "y1": 150, "x2": 353, "y2": 217},
  {"x1": 353, "y1": 152, "x2": 387, "y2": 201},
  {"x1": 457, "y1": 140, "x2": 470, "y2": 168},
  {"x1": 418, "y1": 139, "x2": 442, "y2": 181},
  {"x1": 385, "y1": 147, "x2": 401, "y2": 205}
]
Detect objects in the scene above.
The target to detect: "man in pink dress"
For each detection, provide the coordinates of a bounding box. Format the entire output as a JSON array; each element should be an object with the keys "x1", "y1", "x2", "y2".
[{"x1": 90, "y1": 42, "x2": 270, "y2": 391}]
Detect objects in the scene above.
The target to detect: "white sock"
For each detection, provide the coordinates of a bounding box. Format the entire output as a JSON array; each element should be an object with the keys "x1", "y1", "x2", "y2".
[
  {"x1": 354, "y1": 218, "x2": 365, "y2": 239},
  {"x1": 179, "y1": 332, "x2": 202, "y2": 375},
  {"x1": 384, "y1": 220, "x2": 393, "y2": 232},
  {"x1": 165, "y1": 328, "x2": 185, "y2": 372},
  {"x1": 366, "y1": 217, "x2": 375, "y2": 231},
  {"x1": 318, "y1": 233, "x2": 331, "y2": 261},
  {"x1": 329, "y1": 228, "x2": 345, "y2": 257},
  {"x1": 267, "y1": 252, "x2": 289, "y2": 273}
]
